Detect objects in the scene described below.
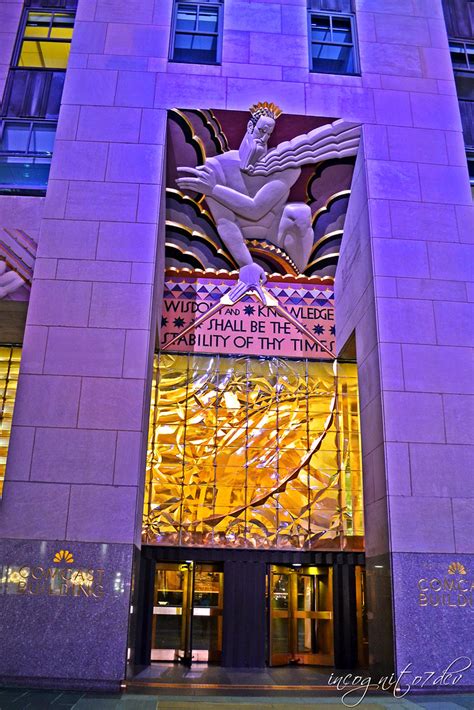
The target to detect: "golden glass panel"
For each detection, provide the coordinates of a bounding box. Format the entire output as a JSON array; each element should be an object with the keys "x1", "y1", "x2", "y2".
[
  {"x1": 143, "y1": 354, "x2": 364, "y2": 550},
  {"x1": 0, "y1": 346, "x2": 21, "y2": 498}
]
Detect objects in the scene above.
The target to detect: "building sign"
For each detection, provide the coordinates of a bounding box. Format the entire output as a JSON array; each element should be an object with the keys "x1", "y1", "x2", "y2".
[
  {"x1": 160, "y1": 276, "x2": 335, "y2": 360},
  {"x1": 417, "y1": 563, "x2": 473, "y2": 609},
  {"x1": 0, "y1": 549, "x2": 106, "y2": 600}
]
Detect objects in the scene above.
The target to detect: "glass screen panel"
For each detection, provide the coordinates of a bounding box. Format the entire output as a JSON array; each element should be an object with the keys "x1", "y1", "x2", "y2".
[
  {"x1": 144, "y1": 355, "x2": 364, "y2": 549},
  {"x1": 0, "y1": 347, "x2": 21, "y2": 498}
]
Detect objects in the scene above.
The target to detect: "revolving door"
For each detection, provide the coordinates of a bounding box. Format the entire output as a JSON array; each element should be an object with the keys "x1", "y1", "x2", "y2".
[
  {"x1": 151, "y1": 562, "x2": 223, "y2": 664},
  {"x1": 269, "y1": 565, "x2": 334, "y2": 666}
]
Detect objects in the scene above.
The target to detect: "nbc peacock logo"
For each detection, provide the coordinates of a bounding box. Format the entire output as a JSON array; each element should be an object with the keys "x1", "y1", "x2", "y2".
[
  {"x1": 53, "y1": 550, "x2": 74, "y2": 564},
  {"x1": 448, "y1": 562, "x2": 467, "y2": 576}
]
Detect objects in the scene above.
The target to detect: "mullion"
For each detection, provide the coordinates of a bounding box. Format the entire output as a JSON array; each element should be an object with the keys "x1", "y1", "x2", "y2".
[
  {"x1": 311, "y1": 40, "x2": 353, "y2": 47},
  {"x1": 26, "y1": 122, "x2": 34, "y2": 154},
  {"x1": 175, "y1": 31, "x2": 218, "y2": 38}
]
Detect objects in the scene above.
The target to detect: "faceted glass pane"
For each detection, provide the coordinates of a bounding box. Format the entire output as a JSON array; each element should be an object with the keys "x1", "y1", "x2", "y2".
[
  {"x1": 144, "y1": 354, "x2": 364, "y2": 548},
  {"x1": 0, "y1": 347, "x2": 22, "y2": 497}
]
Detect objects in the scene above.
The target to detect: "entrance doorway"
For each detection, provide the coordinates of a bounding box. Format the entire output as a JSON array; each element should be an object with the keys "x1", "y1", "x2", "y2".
[
  {"x1": 269, "y1": 565, "x2": 334, "y2": 666},
  {"x1": 151, "y1": 562, "x2": 223, "y2": 664},
  {"x1": 137, "y1": 548, "x2": 366, "y2": 670}
]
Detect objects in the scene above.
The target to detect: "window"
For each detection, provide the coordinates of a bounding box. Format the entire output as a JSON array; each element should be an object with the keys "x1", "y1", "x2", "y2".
[
  {"x1": 308, "y1": 11, "x2": 359, "y2": 75},
  {"x1": 170, "y1": 1, "x2": 223, "y2": 65},
  {"x1": 467, "y1": 148, "x2": 474, "y2": 196},
  {"x1": 2, "y1": 71, "x2": 65, "y2": 119},
  {"x1": 0, "y1": 2, "x2": 76, "y2": 194},
  {"x1": 17, "y1": 10, "x2": 74, "y2": 68},
  {"x1": 0, "y1": 120, "x2": 55, "y2": 192},
  {"x1": 449, "y1": 39, "x2": 474, "y2": 71},
  {"x1": 447, "y1": 37, "x2": 474, "y2": 195}
]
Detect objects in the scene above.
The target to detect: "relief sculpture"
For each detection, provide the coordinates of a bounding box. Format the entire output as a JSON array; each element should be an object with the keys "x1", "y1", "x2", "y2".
[{"x1": 176, "y1": 102, "x2": 360, "y2": 301}]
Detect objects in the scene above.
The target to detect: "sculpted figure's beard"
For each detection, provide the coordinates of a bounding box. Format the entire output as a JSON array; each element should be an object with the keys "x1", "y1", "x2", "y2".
[{"x1": 240, "y1": 136, "x2": 267, "y2": 172}]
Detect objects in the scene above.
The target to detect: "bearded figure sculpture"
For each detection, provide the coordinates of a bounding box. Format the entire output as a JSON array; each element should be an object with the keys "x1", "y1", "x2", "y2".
[{"x1": 176, "y1": 102, "x2": 360, "y2": 302}]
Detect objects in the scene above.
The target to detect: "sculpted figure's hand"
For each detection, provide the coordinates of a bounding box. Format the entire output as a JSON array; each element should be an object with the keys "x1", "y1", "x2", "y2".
[
  {"x1": 176, "y1": 165, "x2": 217, "y2": 196},
  {"x1": 225, "y1": 263, "x2": 268, "y2": 303}
]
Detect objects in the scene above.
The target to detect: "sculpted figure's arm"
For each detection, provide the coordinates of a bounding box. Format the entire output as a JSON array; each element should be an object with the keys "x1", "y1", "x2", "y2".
[
  {"x1": 176, "y1": 165, "x2": 290, "y2": 222},
  {"x1": 0, "y1": 261, "x2": 25, "y2": 299}
]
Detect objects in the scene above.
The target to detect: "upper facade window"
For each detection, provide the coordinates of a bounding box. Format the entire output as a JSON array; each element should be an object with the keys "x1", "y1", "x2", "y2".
[
  {"x1": 307, "y1": 1, "x2": 359, "y2": 76},
  {"x1": 449, "y1": 39, "x2": 474, "y2": 71},
  {"x1": 170, "y1": 0, "x2": 223, "y2": 65},
  {"x1": 17, "y1": 10, "x2": 75, "y2": 69},
  {"x1": 0, "y1": 1, "x2": 76, "y2": 195}
]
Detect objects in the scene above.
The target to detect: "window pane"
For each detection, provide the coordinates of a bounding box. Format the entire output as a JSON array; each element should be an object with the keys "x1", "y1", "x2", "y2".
[
  {"x1": 3, "y1": 72, "x2": 65, "y2": 119},
  {"x1": 449, "y1": 42, "x2": 468, "y2": 69},
  {"x1": 3, "y1": 72, "x2": 29, "y2": 116},
  {"x1": 198, "y1": 7, "x2": 219, "y2": 33},
  {"x1": 176, "y1": 4, "x2": 198, "y2": 31},
  {"x1": 454, "y1": 74, "x2": 474, "y2": 101},
  {"x1": 174, "y1": 33, "x2": 194, "y2": 50},
  {"x1": 0, "y1": 155, "x2": 51, "y2": 190},
  {"x1": 174, "y1": 33, "x2": 217, "y2": 63},
  {"x1": 50, "y1": 13, "x2": 75, "y2": 38},
  {"x1": 311, "y1": 15, "x2": 331, "y2": 42},
  {"x1": 30, "y1": 124, "x2": 56, "y2": 153},
  {"x1": 467, "y1": 44, "x2": 474, "y2": 69},
  {"x1": 26, "y1": 72, "x2": 49, "y2": 117},
  {"x1": 24, "y1": 12, "x2": 52, "y2": 38},
  {"x1": 18, "y1": 40, "x2": 70, "y2": 68},
  {"x1": 312, "y1": 43, "x2": 355, "y2": 74},
  {"x1": 332, "y1": 17, "x2": 353, "y2": 43},
  {"x1": 45, "y1": 72, "x2": 65, "y2": 118},
  {"x1": 1, "y1": 123, "x2": 30, "y2": 153}
]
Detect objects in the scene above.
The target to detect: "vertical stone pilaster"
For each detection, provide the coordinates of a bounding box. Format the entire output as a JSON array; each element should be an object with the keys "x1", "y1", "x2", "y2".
[{"x1": 0, "y1": 0, "x2": 165, "y2": 689}]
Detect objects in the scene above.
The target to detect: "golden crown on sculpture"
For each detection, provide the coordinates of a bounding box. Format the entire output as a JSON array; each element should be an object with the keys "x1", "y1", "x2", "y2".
[{"x1": 249, "y1": 101, "x2": 283, "y2": 123}]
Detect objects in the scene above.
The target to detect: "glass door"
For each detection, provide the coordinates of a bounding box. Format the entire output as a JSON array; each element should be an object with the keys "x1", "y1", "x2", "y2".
[
  {"x1": 151, "y1": 562, "x2": 223, "y2": 664},
  {"x1": 192, "y1": 564, "x2": 223, "y2": 663},
  {"x1": 269, "y1": 565, "x2": 334, "y2": 666},
  {"x1": 151, "y1": 562, "x2": 193, "y2": 663}
]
